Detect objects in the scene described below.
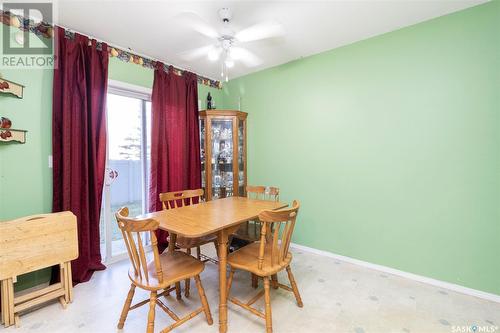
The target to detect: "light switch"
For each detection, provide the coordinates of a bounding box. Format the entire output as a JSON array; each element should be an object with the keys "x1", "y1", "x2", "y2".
[{"x1": 48, "y1": 155, "x2": 53, "y2": 168}]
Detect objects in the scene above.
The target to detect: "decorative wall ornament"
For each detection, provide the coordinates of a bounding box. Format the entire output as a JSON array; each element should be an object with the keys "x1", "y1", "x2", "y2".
[
  {"x1": 1, "y1": 117, "x2": 12, "y2": 128},
  {"x1": 0, "y1": 78, "x2": 24, "y2": 98},
  {"x1": 0, "y1": 128, "x2": 27, "y2": 143},
  {"x1": 207, "y1": 92, "x2": 213, "y2": 109},
  {"x1": 0, "y1": 116, "x2": 27, "y2": 143}
]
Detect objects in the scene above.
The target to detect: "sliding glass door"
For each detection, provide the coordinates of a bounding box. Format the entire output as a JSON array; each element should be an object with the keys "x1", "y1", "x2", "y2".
[{"x1": 100, "y1": 87, "x2": 151, "y2": 262}]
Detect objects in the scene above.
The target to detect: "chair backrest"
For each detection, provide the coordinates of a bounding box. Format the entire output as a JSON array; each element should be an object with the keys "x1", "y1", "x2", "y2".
[
  {"x1": 159, "y1": 188, "x2": 204, "y2": 210},
  {"x1": 115, "y1": 207, "x2": 162, "y2": 285},
  {"x1": 257, "y1": 200, "x2": 300, "y2": 270},
  {"x1": 246, "y1": 185, "x2": 280, "y2": 202}
]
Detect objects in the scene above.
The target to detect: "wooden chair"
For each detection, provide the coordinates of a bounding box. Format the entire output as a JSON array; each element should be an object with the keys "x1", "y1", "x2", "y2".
[
  {"x1": 232, "y1": 185, "x2": 280, "y2": 288},
  {"x1": 159, "y1": 189, "x2": 219, "y2": 298},
  {"x1": 115, "y1": 207, "x2": 212, "y2": 333},
  {"x1": 233, "y1": 185, "x2": 280, "y2": 243},
  {"x1": 226, "y1": 201, "x2": 303, "y2": 333}
]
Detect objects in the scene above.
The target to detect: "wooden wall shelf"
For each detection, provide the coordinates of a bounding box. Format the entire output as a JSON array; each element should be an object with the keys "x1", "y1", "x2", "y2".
[
  {"x1": 0, "y1": 79, "x2": 24, "y2": 99},
  {"x1": 0, "y1": 128, "x2": 27, "y2": 144}
]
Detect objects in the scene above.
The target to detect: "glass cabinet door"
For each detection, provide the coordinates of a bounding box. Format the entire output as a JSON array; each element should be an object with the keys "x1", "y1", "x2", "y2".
[
  {"x1": 200, "y1": 118, "x2": 206, "y2": 195},
  {"x1": 211, "y1": 119, "x2": 233, "y2": 199},
  {"x1": 199, "y1": 110, "x2": 247, "y2": 201},
  {"x1": 238, "y1": 119, "x2": 246, "y2": 196}
]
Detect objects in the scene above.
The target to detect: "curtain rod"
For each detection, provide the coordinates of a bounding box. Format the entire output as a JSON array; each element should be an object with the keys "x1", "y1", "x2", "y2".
[{"x1": 0, "y1": 10, "x2": 222, "y2": 89}]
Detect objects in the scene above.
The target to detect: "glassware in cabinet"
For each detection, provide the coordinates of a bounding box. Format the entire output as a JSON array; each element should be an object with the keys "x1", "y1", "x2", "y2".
[
  {"x1": 211, "y1": 118, "x2": 233, "y2": 199},
  {"x1": 199, "y1": 110, "x2": 247, "y2": 201}
]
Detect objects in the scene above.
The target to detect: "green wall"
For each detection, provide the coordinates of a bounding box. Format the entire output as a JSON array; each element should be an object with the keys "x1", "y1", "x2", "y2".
[
  {"x1": 222, "y1": 1, "x2": 500, "y2": 295},
  {"x1": 0, "y1": 66, "x2": 53, "y2": 221},
  {"x1": 0, "y1": 24, "x2": 54, "y2": 288},
  {"x1": 108, "y1": 57, "x2": 153, "y2": 88}
]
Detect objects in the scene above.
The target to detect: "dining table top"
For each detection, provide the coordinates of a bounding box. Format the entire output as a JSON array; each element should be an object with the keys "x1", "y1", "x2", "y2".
[{"x1": 138, "y1": 196, "x2": 288, "y2": 238}]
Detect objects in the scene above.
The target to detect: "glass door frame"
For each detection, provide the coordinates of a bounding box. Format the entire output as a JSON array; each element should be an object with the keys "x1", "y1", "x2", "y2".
[
  {"x1": 201, "y1": 110, "x2": 247, "y2": 201},
  {"x1": 205, "y1": 115, "x2": 238, "y2": 200},
  {"x1": 101, "y1": 80, "x2": 152, "y2": 264}
]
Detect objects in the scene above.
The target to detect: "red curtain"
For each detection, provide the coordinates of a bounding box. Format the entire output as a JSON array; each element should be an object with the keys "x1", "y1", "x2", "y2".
[
  {"x1": 52, "y1": 27, "x2": 108, "y2": 283},
  {"x1": 149, "y1": 63, "x2": 202, "y2": 252}
]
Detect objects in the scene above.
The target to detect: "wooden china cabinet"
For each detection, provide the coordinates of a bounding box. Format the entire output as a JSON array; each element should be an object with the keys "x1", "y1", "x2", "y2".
[{"x1": 199, "y1": 110, "x2": 247, "y2": 201}]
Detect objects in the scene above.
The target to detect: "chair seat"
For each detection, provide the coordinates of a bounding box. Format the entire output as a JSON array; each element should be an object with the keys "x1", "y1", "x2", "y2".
[
  {"x1": 129, "y1": 251, "x2": 204, "y2": 290},
  {"x1": 228, "y1": 242, "x2": 292, "y2": 276},
  {"x1": 168, "y1": 233, "x2": 217, "y2": 249},
  {"x1": 232, "y1": 221, "x2": 261, "y2": 242}
]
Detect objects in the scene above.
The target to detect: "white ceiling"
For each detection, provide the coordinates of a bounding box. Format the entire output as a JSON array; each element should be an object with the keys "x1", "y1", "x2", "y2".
[{"x1": 56, "y1": 0, "x2": 487, "y2": 80}]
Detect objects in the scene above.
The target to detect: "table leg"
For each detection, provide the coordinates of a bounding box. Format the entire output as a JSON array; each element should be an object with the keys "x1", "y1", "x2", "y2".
[
  {"x1": 166, "y1": 233, "x2": 178, "y2": 297},
  {"x1": 168, "y1": 233, "x2": 177, "y2": 253},
  {"x1": 218, "y1": 230, "x2": 229, "y2": 333}
]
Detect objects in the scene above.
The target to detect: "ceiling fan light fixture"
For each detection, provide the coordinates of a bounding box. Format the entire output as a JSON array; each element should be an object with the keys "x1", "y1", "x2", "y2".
[
  {"x1": 229, "y1": 47, "x2": 241, "y2": 60},
  {"x1": 179, "y1": 7, "x2": 280, "y2": 77},
  {"x1": 218, "y1": 8, "x2": 232, "y2": 22},
  {"x1": 208, "y1": 48, "x2": 220, "y2": 61},
  {"x1": 221, "y1": 39, "x2": 232, "y2": 50},
  {"x1": 224, "y1": 57, "x2": 234, "y2": 68}
]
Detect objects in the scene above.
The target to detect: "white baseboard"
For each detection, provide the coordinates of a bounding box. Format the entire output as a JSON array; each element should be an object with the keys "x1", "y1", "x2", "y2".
[{"x1": 290, "y1": 243, "x2": 500, "y2": 304}]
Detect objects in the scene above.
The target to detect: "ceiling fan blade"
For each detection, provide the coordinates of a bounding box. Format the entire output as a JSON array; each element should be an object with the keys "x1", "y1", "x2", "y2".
[
  {"x1": 230, "y1": 47, "x2": 263, "y2": 67},
  {"x1": 235, "y1": 21, "x2": 285, "y2": 42},
  {"x1": 179, "y1": 45, "x2": 215, "y2": 61},
  {"x1": 176, "y1": 12, "x2": 220, "y2": 39}
]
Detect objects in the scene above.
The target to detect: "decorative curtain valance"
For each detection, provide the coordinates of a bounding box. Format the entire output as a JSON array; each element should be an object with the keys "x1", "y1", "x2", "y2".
[{"x1": 0, "y1": 9, "x2": 222, "y2": 88}]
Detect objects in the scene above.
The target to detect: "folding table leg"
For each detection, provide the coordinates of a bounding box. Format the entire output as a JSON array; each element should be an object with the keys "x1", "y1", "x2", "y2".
[
  {"x1": 65, "y1": 262, "x2": 74, "y2": 303},
  {"x1": 1, "y1": 279, "x2": 7, "y2": 327},
  {"x1": 1, "y1": 278, "x2": 14, "y2": 328},
  {"x1": 60, "y1": 263, "x2": 69, "y2": 304}
]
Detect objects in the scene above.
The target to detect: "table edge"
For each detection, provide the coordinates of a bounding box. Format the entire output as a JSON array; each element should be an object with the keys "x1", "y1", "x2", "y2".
[{"x1": 146, "y1": 201, "x2": 289, "y2": 238}]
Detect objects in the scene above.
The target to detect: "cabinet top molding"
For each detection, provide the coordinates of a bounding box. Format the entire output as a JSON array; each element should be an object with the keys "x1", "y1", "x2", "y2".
[{"x1": 199, "y1": 109, "x2": 247, "y2": 118}]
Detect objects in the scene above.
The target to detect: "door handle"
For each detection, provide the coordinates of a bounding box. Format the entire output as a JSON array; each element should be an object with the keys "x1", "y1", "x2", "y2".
[{"x1": 105, "y1": 168, "x2": 118, "y2": 185}]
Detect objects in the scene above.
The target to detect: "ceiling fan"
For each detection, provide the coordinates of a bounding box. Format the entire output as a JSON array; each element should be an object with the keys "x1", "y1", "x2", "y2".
[{"x1": 179, "y1": 8, "x2": 285, "y2": 81}]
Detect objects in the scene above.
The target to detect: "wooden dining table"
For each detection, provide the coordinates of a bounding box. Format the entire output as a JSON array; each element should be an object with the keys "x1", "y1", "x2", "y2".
[{"x1": 139, "y1": 196, "x2": 287, "y2": 333}]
